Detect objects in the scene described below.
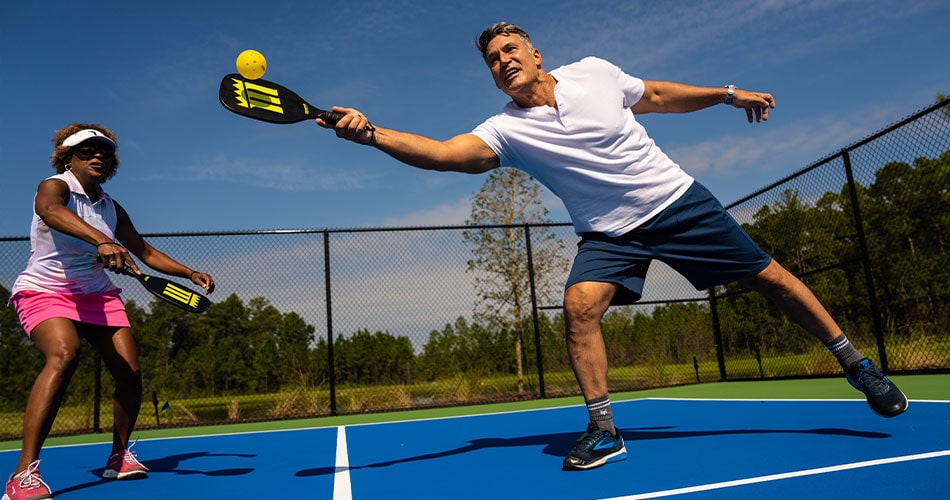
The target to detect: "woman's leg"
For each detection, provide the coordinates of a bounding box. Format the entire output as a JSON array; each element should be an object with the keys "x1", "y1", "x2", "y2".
[
  {"x1": 15, "y1": 318, "x2": 82, "y2": 473},
  {"x1": 85, "y1": 325, "x2": 142, "y2": 456}
]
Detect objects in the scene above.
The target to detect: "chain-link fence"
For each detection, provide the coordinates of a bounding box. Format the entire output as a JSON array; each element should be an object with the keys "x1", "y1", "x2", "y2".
[{"x1": 1, "y1": 99, "x2": 947, "y2": 440}]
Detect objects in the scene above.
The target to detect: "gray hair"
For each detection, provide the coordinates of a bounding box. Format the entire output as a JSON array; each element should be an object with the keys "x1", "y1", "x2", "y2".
[{"x1": 475, "y1": 22, "x2": 533, "y2": 61}]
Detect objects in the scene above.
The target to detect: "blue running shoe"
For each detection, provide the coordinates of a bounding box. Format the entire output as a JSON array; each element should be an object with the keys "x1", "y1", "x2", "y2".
[
  {"x1": 562, "y1": 423, "x2": 627, "y2": 471},
  {"x1": 846, "y1": 358, "x2": 908, "y2": 418}
]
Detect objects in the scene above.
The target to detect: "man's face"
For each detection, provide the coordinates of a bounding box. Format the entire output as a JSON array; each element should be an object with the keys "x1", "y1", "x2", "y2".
[{"x1": 483, "y1": 34, "x2": 541, "y2": 96}]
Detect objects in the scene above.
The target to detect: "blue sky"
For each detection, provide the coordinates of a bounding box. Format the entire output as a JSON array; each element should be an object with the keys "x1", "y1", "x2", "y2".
[{"x1": 1, "y1": 0, "x2": 947, "y2": 238}]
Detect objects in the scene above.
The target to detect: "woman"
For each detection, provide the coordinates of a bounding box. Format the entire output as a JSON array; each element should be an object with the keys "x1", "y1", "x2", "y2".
[{"x1": 3, "y1": 123, "x2": 215, "y2": 500}]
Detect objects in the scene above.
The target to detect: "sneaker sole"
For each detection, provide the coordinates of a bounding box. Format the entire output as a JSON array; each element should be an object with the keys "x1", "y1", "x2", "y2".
[
  {"x1": 873, "y1": 398, "x2": 909, "y2": 418},
  {"x1": 102, "y1": 469, "x2": 148, "y2": 480},
  {"x1": 2, "y1": 493, "x2": 52, "y2": 500},
  {"x1": 562, "y1": 446, "x2": 628, "y2": 471},
  {"x1": 847, "y1": 377, "x2": 910, "y2": 418}
]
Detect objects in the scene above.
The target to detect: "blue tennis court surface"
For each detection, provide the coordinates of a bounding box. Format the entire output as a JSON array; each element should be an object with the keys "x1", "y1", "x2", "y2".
[{"x1": 3, "y1": 398, "x2": 948, "y2": 499}]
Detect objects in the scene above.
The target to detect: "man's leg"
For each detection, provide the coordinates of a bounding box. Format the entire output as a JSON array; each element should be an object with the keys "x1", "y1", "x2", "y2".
[
  {"x1": 562, "y1": 281, "x2": 627, "y2": 470},
  {"x1": 740, "y1": 259, "x2": 908, "y2": 417},
  {"x1": 564, "y1": 281, "x2": 615, "y2": 401},
  {"x1": 738, "y1": 260, "x2": 840, "y2": 342}
]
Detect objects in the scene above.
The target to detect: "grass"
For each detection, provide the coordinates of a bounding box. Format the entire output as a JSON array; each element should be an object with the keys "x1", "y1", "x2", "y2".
[
  {"x1": 0, "y1": 373, "x2": 945, "y2": 452},
  {"x1": 0, "y1": 346, "x2": 942, "y2": 441}
]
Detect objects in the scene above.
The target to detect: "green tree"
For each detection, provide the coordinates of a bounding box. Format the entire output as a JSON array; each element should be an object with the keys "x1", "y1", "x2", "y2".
[
  {"x1": 334, "y1": 329, "x2": 414, "y2": 384},
  {"x1": 418, "y1": 318, "x2": 467, "y2": 380},
  {"x1": 242, "y1": 297, "x2": 315, "y2": 392},
  {"x1": 133, "y1": 297, "x2": 205, "y2": 394},
  {"x1": 181, "y1": 293, "x2": 251, "y2": 395},
  {"x1": 274, "y1": 310, "x2": 317, "y2": 387},
  {"x1": 864, "y1": 152, "x2": 950, "y2": 338},
  {"x1": 463, "y1": 168, "x2": 570, "y2": 394}
]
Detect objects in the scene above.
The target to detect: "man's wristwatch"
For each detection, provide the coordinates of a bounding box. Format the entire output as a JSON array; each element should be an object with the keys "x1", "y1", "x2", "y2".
[{"x1": 724, "y1": 84, "x2": 736, "y2": 105}]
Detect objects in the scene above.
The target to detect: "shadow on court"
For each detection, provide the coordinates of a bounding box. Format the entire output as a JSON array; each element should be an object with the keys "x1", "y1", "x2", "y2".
[
  {"x1": 6, "y1": 399, "x2": 942, "y2": 499},
  {"x1": 50, "y1": 450, "x2": 258, "y2": 497},
  {"x1": 295, "y1": 425, "x2": 890, "y2": 477},
  {"x1": 143, "y1": 450, "x2": 258, "y2": 476}
]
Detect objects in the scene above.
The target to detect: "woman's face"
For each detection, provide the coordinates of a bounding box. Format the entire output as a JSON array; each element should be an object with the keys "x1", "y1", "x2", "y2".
[{"x1": 68, "y1": 140, "x2": 116, "y2": 182}]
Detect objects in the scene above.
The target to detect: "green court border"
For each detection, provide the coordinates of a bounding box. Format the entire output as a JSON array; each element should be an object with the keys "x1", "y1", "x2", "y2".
[{"x1": 2, "y1": 374, "x2": 945, "y2": 451}]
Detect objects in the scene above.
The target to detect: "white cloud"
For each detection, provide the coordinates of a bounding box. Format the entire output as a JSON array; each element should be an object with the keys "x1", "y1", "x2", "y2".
[
  {"x1": 669, "y1": 103, "x2": 912, "y2": 180},
  {"x1": 382, "y1": 197, "x2": 473, "y2": 227},
  {"x1": 159, "y1": 153, "x2": 383, "y2": 191}
]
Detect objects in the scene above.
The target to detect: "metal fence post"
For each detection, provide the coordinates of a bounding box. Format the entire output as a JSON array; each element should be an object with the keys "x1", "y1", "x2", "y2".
[
  {"x1": 324, "y1": 230, "x2": 337, "y2": 415},
  {"x1": 94, "y1": 354, "x2": 102, "y2": 433},
  {"x1": 709, "y1": 287, "x2": 727, "y2": 381},
  {"x1": 523, "y1": 224, "x2": 546, "y2": 398},
  {"x1": 841, "y1": 149, "x2": 889, "y2": 370}
]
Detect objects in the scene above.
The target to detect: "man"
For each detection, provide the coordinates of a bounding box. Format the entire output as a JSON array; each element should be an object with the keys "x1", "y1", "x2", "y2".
[{"x1": 317, "y1": 22, "x2": 908, "y2": 471}]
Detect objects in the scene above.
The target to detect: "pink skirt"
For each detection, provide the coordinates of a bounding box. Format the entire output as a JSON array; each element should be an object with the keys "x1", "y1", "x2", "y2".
[{"x1": 9, "y1": 289, "x2": 130, "y2": 336}]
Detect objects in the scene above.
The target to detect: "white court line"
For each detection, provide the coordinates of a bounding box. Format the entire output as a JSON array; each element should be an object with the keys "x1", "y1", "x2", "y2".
[
  {"x1": 332, "y1": 426, "x2": 352, "y2": 500},
  {"x1": 602, "y1": 449, "x2": 950, "y2": 500}
]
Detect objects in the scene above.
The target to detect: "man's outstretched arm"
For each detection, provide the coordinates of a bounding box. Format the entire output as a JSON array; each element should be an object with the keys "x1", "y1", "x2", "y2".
[
  {"x1": 631, "y1": 80, "x2": 776, "y2": 123},
  {"x1": 317, "y1": 107, "x2": 499, "y2": 174}
]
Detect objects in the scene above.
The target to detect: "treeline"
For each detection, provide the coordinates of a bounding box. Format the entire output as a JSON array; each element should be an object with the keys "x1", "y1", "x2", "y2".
[
  {"x1": 0, "y1": 150, "x2": 947, "y2": 411},
  {"x1": 732, "y1": 150, "x2": 950, "y2": 358}
]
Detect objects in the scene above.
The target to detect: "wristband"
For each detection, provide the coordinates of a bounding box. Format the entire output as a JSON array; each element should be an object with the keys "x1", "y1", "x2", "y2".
[
  {"x1": 724, "y1": 85, "x2": 736, "y2": 105},
  {"x1": 359, "y1": 129, "x2": 377, "y2": 147},
  {"x1": 96, "y1": 241, "x2": 114, "y2": 248}
]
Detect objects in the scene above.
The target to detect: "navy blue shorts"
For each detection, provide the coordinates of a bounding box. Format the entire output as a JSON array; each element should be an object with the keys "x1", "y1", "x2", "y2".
[{"x1": 566, "y1": 181, "x2": 772, "y2": 305}]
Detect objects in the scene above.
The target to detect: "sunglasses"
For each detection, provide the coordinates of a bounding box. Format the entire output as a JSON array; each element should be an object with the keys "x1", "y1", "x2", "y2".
[{"x1": 73, "y1": 143, "x2": 116, "y2": 158}]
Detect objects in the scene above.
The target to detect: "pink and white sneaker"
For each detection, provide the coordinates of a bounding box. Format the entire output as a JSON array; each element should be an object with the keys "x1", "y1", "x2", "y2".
[
  {"x1": 102, "y1": 442, "x2": 148, "y2": 480},
  {"x1": 2, "y1": 460, "x2": 53, "y2": 500}
]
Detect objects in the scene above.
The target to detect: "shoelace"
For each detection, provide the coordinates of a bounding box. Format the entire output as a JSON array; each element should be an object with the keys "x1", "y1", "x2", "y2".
[
  {"x1": 16, "y1": 460, "x2": 45, "y2": 489},
  {"x1": 857, "y1": 364, "x2": 890, "y2": 395},
  {"x1": 575, "y1": 429, "x2": 611, "y2": 451},
  {"x1": 120, "y1": 442, "x2": 147, "y2": 469}
]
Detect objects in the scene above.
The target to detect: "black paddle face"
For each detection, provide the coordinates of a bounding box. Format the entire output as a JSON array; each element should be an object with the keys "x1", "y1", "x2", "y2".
[
  {"x1": 122, "y1": 263, "x2": 211, "y2": 313},
  {"x1": 219, "y1": 73, "x2": 342, "y2": 124}
]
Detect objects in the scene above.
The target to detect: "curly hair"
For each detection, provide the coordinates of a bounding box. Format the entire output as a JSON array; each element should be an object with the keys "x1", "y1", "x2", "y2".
[
  {"x1": 475, "y1": 22, "x2": 533, "y2": 61},
  {"x1": 50, "y1": 123, "x2": 121, "y2": 182}
]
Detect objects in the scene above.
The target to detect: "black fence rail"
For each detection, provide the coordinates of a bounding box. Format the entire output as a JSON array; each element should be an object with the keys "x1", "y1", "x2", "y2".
[{"x1": 1, "y1": 99, "x2": 947, "y2": 440}]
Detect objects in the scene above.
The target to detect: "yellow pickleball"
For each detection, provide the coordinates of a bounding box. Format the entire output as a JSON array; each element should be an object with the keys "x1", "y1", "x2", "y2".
[{"x1": 236, "y1": 49, "x2": 267, "y2": 80}]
